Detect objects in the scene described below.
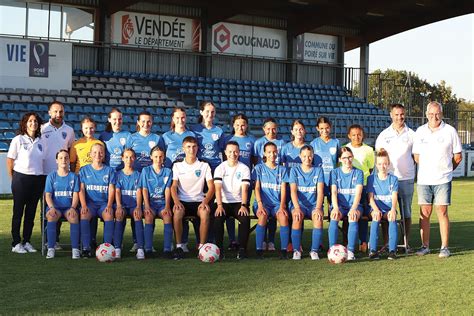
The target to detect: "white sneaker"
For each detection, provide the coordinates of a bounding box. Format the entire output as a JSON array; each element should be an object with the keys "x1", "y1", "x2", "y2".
[
  {"x1": 23, "y1": 242, "x2": 37, "y2": 253},
  {"x1": 11, "y1": 243, "x2": 27, "y2": 254},
  {"x1": 181, "y1": 243, "x2": 190, "y2": 253},
  {"x1": 54, "y1": 242, "x2": 63, "y2": 250},
  {"x1": 262, "y1": 241, "x2": 267, "y2": 251},
  {"x1": 115, "y1": 248, "x2": 122, "y2": 259},
  {"x1": 267, "y1": 242, "x2": 276, "y2": 251},
  {"x1": 46, "y1": 248, "x2": 55, "y2": 259},
  {"x1": 136, "y1": 248, "x2": 145, "y2": 260},
  {"x1": 439, "y1": 247, "x2": 450, "y2": 258},
  {"x1": 347, "y1": 250, "x2": 356, "y2": 261},
  {"x1": 292, "y1": 250, "x2": 302, "y2": 260},
  {"x1": 129, "y1": 243, "x2": 138, "y2": 252},
  {"x1": 310, "y1": 250, "x2": 320, "y2": 260},
  {"x1": 72, "y1": 248, "x2": 81, "y2": 259}
]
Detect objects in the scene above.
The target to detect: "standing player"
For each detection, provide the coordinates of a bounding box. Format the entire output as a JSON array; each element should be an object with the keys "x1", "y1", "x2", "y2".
[
  {"x1": 367, "y1": 149, "x2": 399, "y2": 260},
  {"x1": 78, "y1": 143, "x2": 116, "y2": 257},
  {"x1": 254, "y1": 118, "x2": 285, "y2": 251},
  {"x1": 328, "y1": 147, "x2": 364, "y2": 261},
  {"x1": 171, "y1": 136, "x2": 215, "y2": 259},
  {"x1": 288, "y1": 145, "x2": 325, "y2": 260},
  {"x1": 281, "y1": 120, "x2": 307, "y2": 168},
  {"x1": 114, "y1": 148, "x2": 144, "y2": 259},
  {"x1": 69, "y1": 117, "x2": 102, "y2": 174},
  {"x1": 344, "y1": 124, "x2": 374, "y2": 253},
  {"x1": 141, "y1": 146, "x2": 174, "y2": 259},
  {"x1": 253, "y1": 142, "x2": 290, "y2": 259},
  {"x1": 214, "y1": 141, "x2": 251, "y2": 259},
  {"x1": 100, "y1": 108, "x2": 131, "y2": 171},
  {"x1": 44, "y1": 150, "x2": 80, "y2": 259}
]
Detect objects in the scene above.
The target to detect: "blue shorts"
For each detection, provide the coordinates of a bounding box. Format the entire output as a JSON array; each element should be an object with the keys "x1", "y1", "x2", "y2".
[
  {"x1": 253, "y1": 203, "x2": 287, "y2": 218},
  {"x1": 398, "y1": 179, "x2": 414, "y2": 218},
  {"x1": 332, "y1": 206, "x2": 363, "y2": 217},
  {"x1": 290, "y1": 206, "x2": 314, "y2": 219},
  {"x1": 87, "y1": 203, "x2": 109, "y2": 218},
  {"x1": 417, "y1": 182, "x2": 452, "y2": 206},
  {"x1": 46, "y1": 207, "x2": 76, "y2": 217},
  {"x1": 150, "y1": 203, "x2": 166, "y2": 217}
]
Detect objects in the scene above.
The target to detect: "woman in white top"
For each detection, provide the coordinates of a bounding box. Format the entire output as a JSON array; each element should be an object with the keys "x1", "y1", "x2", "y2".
[{"x1": 7, "y1": 112, "x2": 46, "y2": 254}]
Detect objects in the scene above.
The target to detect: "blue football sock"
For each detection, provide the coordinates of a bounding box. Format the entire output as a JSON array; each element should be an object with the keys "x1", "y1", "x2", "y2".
[
  {"x1": 131, "y1": 218, "x2": 137, "y2": 243},
  {"x1": 70, "y1": 223, "x2": 79, "y2": 249},
  {"x1": 182, "y1": 220, "x2": 189, "y2": 244},
  {"x1": 134, "y1": 220, "x2": 144, "y2": 249},
  {"x1": 226, "y1": 217, "x2": 236, "y2": 242},
  {"x1": 311, "y1": 228, "x2": 323, "y2": 252},
  {"x1": 144, "y1": 223, "x2": 154, "y2": 252},
  {"x1": 389, "y1": 220, "x2": 398, "y2": 252},
  {"x1": 103, "y1": 220, "x2": 114, "y2": 244},
  {"x1": 80, "y1": 219, "x2": 91, "y2": 250},
  {"x1": 47, "y1": 221, "x2": 57, "y2": 249},
  {"x1": 348, "y1": 221, "x2": 359, "y2": 252},
  {"x1": 280, "y1": 225, "x2": 290, "y2": 250},
  {"x1": 268, "y1": 218, "x2": 277, "y2": 243},
  {"x1": 369, "y1": 220, "x2": 380, "y2": 252},
  {"x1": 328, "y1": 220, "x2": 339, "y2": 247},
  {"x1": 163, "y1": 223, "x2": 173, "y2": 252},
  {"x1": 256, "y1": 224, "x2": 265, "y2": 250},
  {"x1": 113, "y1": 221, "x2": 124, "y2": 249},
  {"x1": 291, "y1": 228, "x2": 302, "y2": 252},
  {"x1": 90, "y1": 217, "x2": 98, "y2": 243},
  {"x1": 359, "y1": 218, "x2": 368, "y2": 243}
]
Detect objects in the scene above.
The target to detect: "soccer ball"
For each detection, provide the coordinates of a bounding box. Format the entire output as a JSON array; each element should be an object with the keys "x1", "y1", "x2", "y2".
[
  {"x1": 96, "y1": 243, "x2": 116, "y2": 263},
  {"x1": 327, "y1": 244, "x2": 348, "y2": 264},
  {"x1": 198, "y1": 243, "x2": 220, "y2": 263}
]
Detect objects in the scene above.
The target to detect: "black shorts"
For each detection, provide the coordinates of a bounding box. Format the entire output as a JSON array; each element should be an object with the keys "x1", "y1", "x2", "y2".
[{"x1": 181, "y1": 201, "x2": 201, "y2": 217}]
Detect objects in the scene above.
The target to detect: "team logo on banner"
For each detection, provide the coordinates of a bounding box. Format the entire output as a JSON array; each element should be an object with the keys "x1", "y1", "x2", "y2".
[
  {"x1": 62, "y1": 132, "x2": 67, "y2": 140},
  {"x1": 122, "y1": 15, "x2": 134, "y2": 44},
  {"x1": 29, "y1": 41, "x2": 49, "y2": 78},
  {"x1": 195, "y1": 170, "x2": 201, "y2": 177},
  {"x1": 213, "y1": 24, "x2": 231, "y2": 53}
]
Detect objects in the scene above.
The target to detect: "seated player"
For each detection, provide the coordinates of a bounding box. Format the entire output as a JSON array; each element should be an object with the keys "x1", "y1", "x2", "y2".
[
  {"x1": 140, "y1": 146, "x2": 173, "y2": 259},
  {"x1": 44, "y1": 150, "x2": 80, "y2": 259},
  {"x1": 171, "y1": 136, "x2": 215, "y2": 259},
  {"x1": 214, "y1": 141, "x2": 251, "y2": 260},
  {"x1": 288, "y1": 145, "x2": 325, "y2": 260},
  {"x1": 78, "y1": 143, "x2": 116, "y2": 257},
  {"x1": 114, "y1": 148, "x2": 144, "y2": 259},
  {"x1": 328, "y1": 147, "x2": 364, "y2": 261},
  {"x1": 367, "y1": 149, "x2": 399, "y2": 260},
  {"x1": 253, "y1": 142, "x2": 290, "y2": 259}
]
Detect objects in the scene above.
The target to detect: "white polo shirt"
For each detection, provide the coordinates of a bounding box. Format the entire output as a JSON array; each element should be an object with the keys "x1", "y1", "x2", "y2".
[
  {"x1": 412, "y1": 121, "x2": 462, "y2": 185},
  {"x1": 214, "y1": 161, "x2": 251, "y2": 203},
  {"x1": 375, "y1": 124, "x2": 415, "y2": 180},
  {"x1": 41, "y1": 121, "x2": 75, "y2": 174},
  {"x1": 7, "y1": 134, "x2": 46, "y2": 175},
  {"x1": 172, "y1": 159, "x2": 213, "y2": 202}
]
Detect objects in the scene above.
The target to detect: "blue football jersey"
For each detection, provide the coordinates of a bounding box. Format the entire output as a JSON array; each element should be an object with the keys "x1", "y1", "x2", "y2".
[
  {"x1": 330, "y1": 167, "x2": 364, "y2": 211},
  {"x1": 99, "y1": 131, "x2": 131, "y2": 170},
  {"x1": 126, "y1": 132, "x2": 164, "y2": 172},
  {"x1": 288, "y1": 165, "x2": 324, "y2": 210},
  {"x1": 139, "y1": 166, "x2": 173, "y2": 208},
  {"x1": 79, "y1": 164, "x2": 116, "y2": 205},
  {"x1": 224, "y1": 134, "x2": 256, "y2": 169},
  {"x1": 192, "y1": 124, "x2": 224, "y2": 170},
  {"x1": 115, "y1": 170, "x2": 141, "y2": 209},
  {"x1": 162, "y1": 130, "x2": 195, "y2": 168},
  {"x1": 45, "y1": 171, "x2": 80, "y2": 209},
  {"x1": 310, "y1": 137, "x2": 340, "y2": 186},
  {"x1": 281, "y1": 142, "x2": 306, "y2": 168},
  {"x1": 252, "y1": 163, "x2": 288, "y2": 210},
  {"x1": 367, "y1": 173, "x2": 399, "y2": 212},
  {"x1": 254, "y1": 136, "x2": 285, "y2": 165}
]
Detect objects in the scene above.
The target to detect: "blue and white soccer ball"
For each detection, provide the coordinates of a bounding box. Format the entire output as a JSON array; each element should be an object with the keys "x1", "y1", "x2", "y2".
[
  {"x1": 198, "y1": 243, "x2": 220, "y2": 263},
  {"x1": 327, "y1": 244, "x2": 348, "y2": 264},
  {"x1": 96, "y1": 243, "x2": 116, "y2": 263}
]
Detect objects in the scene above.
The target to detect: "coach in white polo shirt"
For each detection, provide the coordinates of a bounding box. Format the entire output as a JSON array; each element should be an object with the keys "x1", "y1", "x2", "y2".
[
  {"x1": 412, "y1": 101, "x2": 462, "y2": 258},
  {"x1": 41, "y1": 101, "x2": 75, "y2": 175},
  {"x1": 376, "y1": 104, "x2": 415, "y2": 249}
]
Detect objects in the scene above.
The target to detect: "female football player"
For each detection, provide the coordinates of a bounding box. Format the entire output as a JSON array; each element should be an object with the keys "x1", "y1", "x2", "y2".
[
  {"x1": 99, "y1": 108, "x2": 131, "y2": 171},
  {"x1": 281, "y1": 119, "x2": 307, "y2": 168},
  {"x1": 70, "y1": 116, "x2": 102, "y2": 173}
]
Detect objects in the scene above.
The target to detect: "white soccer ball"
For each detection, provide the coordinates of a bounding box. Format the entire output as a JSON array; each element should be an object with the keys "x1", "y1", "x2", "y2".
[
  {"x1": 327, "y1": 244, "x2": 348, "y2": 264},
  {"x1": 96, "y1": 243, "x2": 116, "y2": 263},
  {"x1": 198, "y1": 243, "x2": 220, "y2": 263}
]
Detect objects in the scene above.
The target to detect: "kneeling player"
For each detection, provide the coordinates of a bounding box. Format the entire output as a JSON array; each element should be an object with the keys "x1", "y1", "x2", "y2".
[
  {"x1": 78, "y1": 143, "x2": 116, "y2": 257},
  {"x1": 328, "y1": 147, "x2": 364, "y2": 261},
  {"x1": 171, "y1": 136, "x2": 214, "y2": 259},
  {"x1": 253, "y1": 142, "x2": 290, "y2": 259},
  {"x1": 44, "y1": 150, "x2": 80, "y2": 259},
  {"x1": 288, "y1": 145, "x2": 325, "y2": 260},
  {"x1": 214, "y1": 141, "x2": 251, "y2": 259},
  {"x1": 141, "y1": 146, "x2": 173, "y2": 259},
  {"x1": 367, "y1": 149, "x2": 399, "y2": 260},
  {"x1": 114, "y1": 148, "x2": 144, "y2": 259}
]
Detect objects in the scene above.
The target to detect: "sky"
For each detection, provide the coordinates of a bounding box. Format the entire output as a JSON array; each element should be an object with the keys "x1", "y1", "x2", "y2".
[{"x1": 344, "y1": 13, "x2": 473, "y2": 101}]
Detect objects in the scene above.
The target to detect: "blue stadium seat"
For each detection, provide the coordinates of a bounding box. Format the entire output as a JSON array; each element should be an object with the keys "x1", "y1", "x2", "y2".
[{"x1": 0, "y1": 141, "x2": 8, "y2": 151}]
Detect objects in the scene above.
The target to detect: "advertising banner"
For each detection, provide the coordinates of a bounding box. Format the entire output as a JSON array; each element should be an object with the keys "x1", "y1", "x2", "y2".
[
  {"x1": 111, "y1": 11, "x2": 201, "y2": 51},
  {"x1": 212, "y1": 22, "x2": 287, "y2": 59},
  {"x1": 296, "y1": 33, "x2": 338, "y2": 63}
]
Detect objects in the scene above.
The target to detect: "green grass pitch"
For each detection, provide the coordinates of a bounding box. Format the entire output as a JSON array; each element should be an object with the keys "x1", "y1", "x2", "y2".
[{"x1": 0, "y1": 178, "x2": 473, "y2": 314}]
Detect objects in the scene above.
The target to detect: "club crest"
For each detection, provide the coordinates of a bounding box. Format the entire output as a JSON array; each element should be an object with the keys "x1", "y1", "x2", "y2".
[
  {"x1": 103, "y1": 174, "x2": 109, "y2": 182},
  {"x1": 148, "y1": 141, "x2": 156, "y2": 148},
  {"x1": 120, "y1": 138, "x2": 126, "y2": 146},
  {"x1": 163, "y1": 176, "x2": 169, "y2": 184},
  {"x1": 212, "y1": 133, "x2": 219, "y2": 141},
  {"x1": 195, "y1": 170, "x2": 201, "y2": 177},
  {"x1": 329, "y1": 147, "x2": 337, "y2": 155},
  {"x1": 62, "y1": 132, "x2": 67, "y2": 140},
  {"x1": 236, "y1": 171, "x2": 242, "y2": 180}
]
